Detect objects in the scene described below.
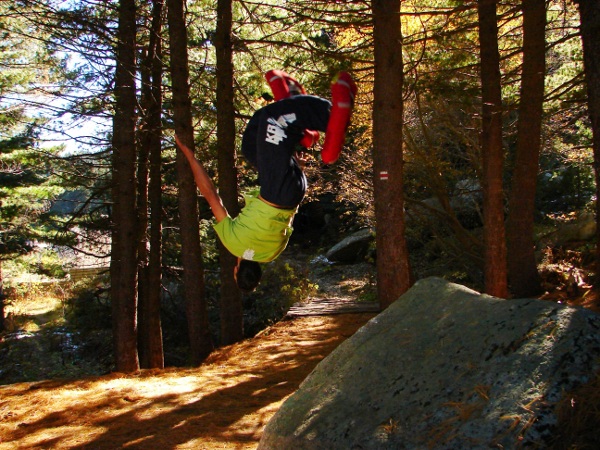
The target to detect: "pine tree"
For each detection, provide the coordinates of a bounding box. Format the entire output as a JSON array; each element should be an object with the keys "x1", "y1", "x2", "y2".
[
  {"x1": 372, "y1": 0, "x2": 413, "y2": 308},
  {"x1": 0, "y1": 1, "x2": 68, "y2": 330},
  {"x1": 478, "y1": 0, "x2": 508, "y2": 298}
]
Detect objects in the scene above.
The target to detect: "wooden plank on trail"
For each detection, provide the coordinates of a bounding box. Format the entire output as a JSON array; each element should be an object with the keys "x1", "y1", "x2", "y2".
[{"x1": 286, "y1": 296, "x2": 380, "y2": 317}]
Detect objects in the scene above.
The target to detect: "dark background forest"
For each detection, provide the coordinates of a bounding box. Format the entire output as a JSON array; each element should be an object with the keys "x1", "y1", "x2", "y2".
[{"x1": 1, "y1": 0, "x2": 600, "y2": 381}]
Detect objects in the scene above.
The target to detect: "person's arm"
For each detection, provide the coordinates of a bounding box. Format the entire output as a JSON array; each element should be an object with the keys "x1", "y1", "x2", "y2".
[{"x1": 175, "y1": 135, "x2": 228, "y2": 223}]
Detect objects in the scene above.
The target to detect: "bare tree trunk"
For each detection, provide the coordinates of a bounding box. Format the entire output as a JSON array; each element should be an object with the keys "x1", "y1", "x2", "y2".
[
  {"x1": 111, "y1": 0, "x2": 140, "y2": 372},
  {"x1": 146, "y1": 0, "x2": 165, "y2": 369},
  {"x1": 137, "y1": 81, "x2": 151, "y2": 367},
  {"x1": 372, "y1": 0, "x2": 413, "y2": 309},
  {"x1": 478, "y1": 0, "x2": 508, "y2": 298},
  {"x1": 574, "y1": 0, "x2": 600, "y2": 290},
  {"x1": 167, "y1": 0, "x2": 214, "y2": 364},
  {"x1": 137, "y1": 44, "x2": 151, "y2": 368},
  {"x1": 215, "y1": 0, "x2": 243, "y2": 345},
  {"x1": 0, "y1": 260, "x2": 5, "y2": 333},
  {"x1": 506, "y1": 0, "x2": 546, "y2": 298},
  {"x1": 138, "y1": 0, "x2": 165, "y2": 369}
]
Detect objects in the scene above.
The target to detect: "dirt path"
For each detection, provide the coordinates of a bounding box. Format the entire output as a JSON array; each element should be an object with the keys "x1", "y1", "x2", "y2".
[{"x1": 0, "y1": 311, "x2": 376, "y2": 449}]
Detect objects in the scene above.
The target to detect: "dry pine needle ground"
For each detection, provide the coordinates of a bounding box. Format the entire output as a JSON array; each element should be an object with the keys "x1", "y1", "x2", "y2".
[{"x1": 0, "y1": 313, "x2": 374, "y2": 450}]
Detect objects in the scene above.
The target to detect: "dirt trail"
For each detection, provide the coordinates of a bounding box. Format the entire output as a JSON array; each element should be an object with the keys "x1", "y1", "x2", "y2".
[{"x1": 0, "y1": 311, "x2": 376, "y2": 449}]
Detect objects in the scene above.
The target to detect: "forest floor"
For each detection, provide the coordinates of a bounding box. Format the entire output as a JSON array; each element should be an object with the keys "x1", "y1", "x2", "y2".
[
  {"x1": 1, "y1": 256, "x2": 600, "y2": 449},
  {"x1": 0, "y1": 262, "x2": 379, "y2": 449},
  {"x1": 0, "y1": 313, "x2": 376, "y2": 449}
]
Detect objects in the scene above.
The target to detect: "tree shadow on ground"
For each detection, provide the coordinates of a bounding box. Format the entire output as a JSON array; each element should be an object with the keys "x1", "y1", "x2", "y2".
[{"x1": 0, "y1": 313, "x2": 375, "y2": 449}]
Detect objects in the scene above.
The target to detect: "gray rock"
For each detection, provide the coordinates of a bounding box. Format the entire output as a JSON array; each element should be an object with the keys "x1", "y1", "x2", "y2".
[
  {"x1": 258, "y1": 277, "x2": 600, "y2": 450},
  {"x1": 538, "y1": 212, "x2": 597, "y2": 248},
  {"x1": 325, "y1": 228, "x2": 374, "y2": 263}
]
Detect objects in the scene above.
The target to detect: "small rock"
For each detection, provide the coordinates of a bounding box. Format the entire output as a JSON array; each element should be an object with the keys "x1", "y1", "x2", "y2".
[{"x1": 325, "y1": 228, "x2": 374, "y2": 264}]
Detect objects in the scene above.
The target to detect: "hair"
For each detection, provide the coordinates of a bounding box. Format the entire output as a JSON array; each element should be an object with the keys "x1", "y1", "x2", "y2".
[{"x1": 236, "y1": 260, "x2": 262, "y2": 292}]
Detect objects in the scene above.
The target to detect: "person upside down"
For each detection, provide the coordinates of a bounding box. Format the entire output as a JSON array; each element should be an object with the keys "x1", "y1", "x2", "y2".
[{"x1": 176, "y1": 70, "x2": 357, "y2": 292}]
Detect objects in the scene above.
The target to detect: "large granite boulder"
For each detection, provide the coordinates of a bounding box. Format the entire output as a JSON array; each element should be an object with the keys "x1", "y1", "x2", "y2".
[{"x1": 259, "y1": 277, "x2": 600, "y2": 449}]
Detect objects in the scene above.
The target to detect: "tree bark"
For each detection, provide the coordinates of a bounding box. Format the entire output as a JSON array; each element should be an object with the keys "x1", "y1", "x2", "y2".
[
  {"x1": 138, "y1": 0, "x2": 165, "y2": 369},
  {"x1": 167, "y1": 0, "x2": 214, "y2": 364},
  {"x1": 372, "y1": 0, "x2": 413, "y2": 309},
  {"x1": 478, "y1": 0, "x2": 508, "y2": 298},
  {"x1": 0, "y1": 260, "x2": 5, "y2": 333},
  {"x1": 137, "y1": 55, "x2": 151, "y2": 366},
  {"x1": 574, "y1": 0, "x2": 600, "y2": 290},
  {"x1": 111, "y1": 0, "x2": 140, "y2": 372},
  {"x1": 506, "y1": 0, "x2": 546, "y2": 298},
  {"x1": 146, "y1": 0, "x2": 165, "y2": 369},
  {"x1": 215, "y1": 0, "x2": 243, "y2": 345}
]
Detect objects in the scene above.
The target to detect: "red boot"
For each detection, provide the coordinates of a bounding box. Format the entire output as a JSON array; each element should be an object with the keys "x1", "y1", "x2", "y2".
[
  {"x1": 265, "y1": 69, "x2": 320, "y2": 148},
  {"x1": 265, "y1": 69, "x2": 306, "y2": 101},
  {"x1": 321, "y1": 72, "x2": 357, "y2": 164}
]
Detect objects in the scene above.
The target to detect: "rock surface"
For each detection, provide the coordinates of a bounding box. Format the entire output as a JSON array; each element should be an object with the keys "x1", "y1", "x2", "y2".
[
  {"x1": 325, "y1": 228, "x2": 374, "y2": 263},
  {"x1": 258, "y1": 277, "x2": 600, "y2": 449}
]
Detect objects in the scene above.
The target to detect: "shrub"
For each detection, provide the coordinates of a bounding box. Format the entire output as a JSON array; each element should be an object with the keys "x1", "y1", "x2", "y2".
[{"x1": 243, "y1": 258, "x2": 318, "y2": 337}]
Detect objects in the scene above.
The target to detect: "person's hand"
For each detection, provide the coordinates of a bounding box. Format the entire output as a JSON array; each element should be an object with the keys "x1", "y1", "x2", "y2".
[{"x1": 294, "y1": 151, "x2": 308, "y2": 169}]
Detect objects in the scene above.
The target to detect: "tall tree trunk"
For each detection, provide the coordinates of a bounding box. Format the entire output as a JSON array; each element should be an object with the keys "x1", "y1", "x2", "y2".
[
  {"x1": 0, "y1": 260, "x2": 5, "y2": 333},
  {"x1": 372, "y1": 0, "x2": 413, "y2": 309},
  {"x1": 478, "y1": 0, "x2": 508, "y2": 298},
  {"x1": 167, "y1": 0, "x2": 214, "y2": 364},
  {"x1": 215, "y1": 0, "x2": 243, "y2": 345},
  {"x1": 111, "y1": 0, "x2": 140, "y2": 372},
  {"x1": 506, "y1": 0, "x2": 546, "y2": 298},
  {"x1": 138, "y1": 0, "x2": 165, "y2": 369},
  {"x1": 574, "y1": 0, "x2": 600, "y2": 290},
  {"x1": 137, "y1": 56, "x2": 151, "y2": 366},
  {"x1": 147, "y1": 0, "x2": 165, "y2": 369}
]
